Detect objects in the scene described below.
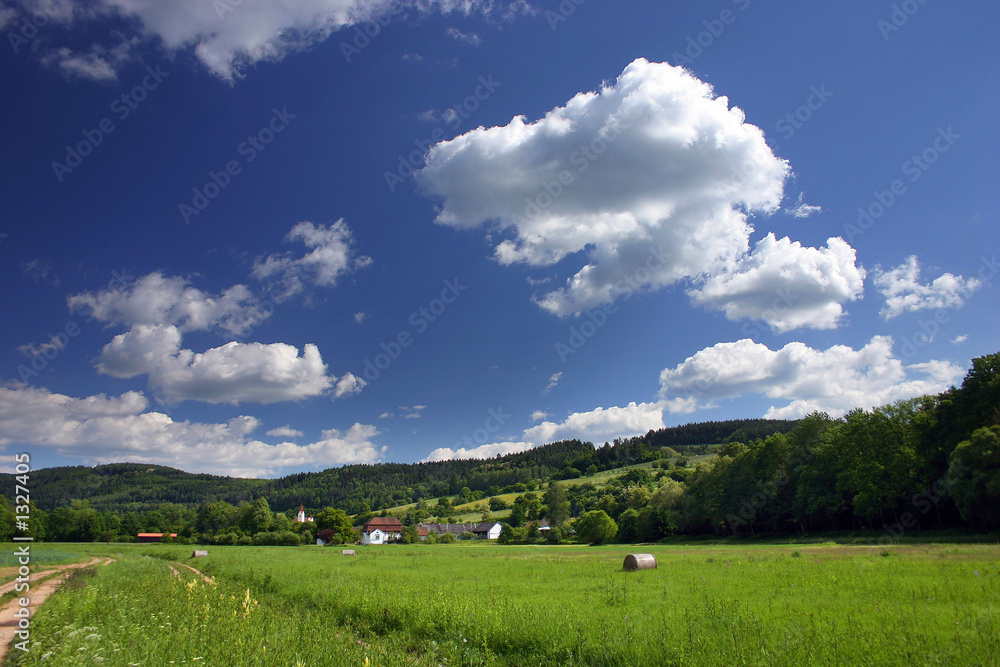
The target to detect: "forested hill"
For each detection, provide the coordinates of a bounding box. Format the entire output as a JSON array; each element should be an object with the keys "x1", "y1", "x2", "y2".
[{"x1": 6, "y1": 419, "x2": 794, "y2": 514}]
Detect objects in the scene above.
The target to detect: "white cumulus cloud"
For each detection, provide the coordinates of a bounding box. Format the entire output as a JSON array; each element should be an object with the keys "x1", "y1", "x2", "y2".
[
  {"x1": 422, "y1": 440, "x2": 535, "y2": 463},
  {"x1": 266, "y1": 425, "x2": 303, "y2": 438},
  {"x1": 6, "y1": 0, "x2": 514, "y2": 81},
  {"x1": 96, "y1": 324, "x2": 348, "y2": 405},
  {"x1": 252, "y1": 220, "x2": 371, "y2": 301},
  {"x1": 0, "y1": 383, "x2": 382, "y2": 476},
  {"x1": 68, "y1": 272, "x2": 269, "y2": 337},
  {"x1": 523, "y1": 401, "x2": 665, "y2": 446},
  {"x1": 416, "y1": 58, "x2": 794, "y2": 316},
  {"x1": 424, "y1": 400, "x2": 665, "y2": 462},
  {"x1": 658, "y1": 336, "x2": 963, "y2": 419},
  {"x1": 873, "y1": 256, "x2": 981, "y2": 319},
  {"x1": 688, "y1": 234, "x2": 865, "y2": 332}
]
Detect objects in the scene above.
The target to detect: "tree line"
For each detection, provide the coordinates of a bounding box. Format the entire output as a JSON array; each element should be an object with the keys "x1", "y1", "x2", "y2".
[
  {"x1": 3, "y1": 351, "x2": 996, "y2": 544},
  {"x1": 2, "y1": 419, "x2": 791, "y2": 517},
  {"x1": 496, "y1": 352, "x2": 1000, "y2": 544}
]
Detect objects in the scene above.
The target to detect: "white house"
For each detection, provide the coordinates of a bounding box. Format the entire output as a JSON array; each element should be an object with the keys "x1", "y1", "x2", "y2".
[
  {"x1": 360, "y1": 517, "x2": 403, "y2": 545},
  {"x1": 362, "y1": 528, "x2": 389, "y2": 545}
]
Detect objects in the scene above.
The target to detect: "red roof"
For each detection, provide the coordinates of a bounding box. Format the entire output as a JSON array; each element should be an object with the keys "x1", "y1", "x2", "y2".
[
  {"x1": 137, "y1": 533, "x2": 177, "y2": 537},
  {"x1": 362, "y1": 517, "x2": 403, "y2": 531}
]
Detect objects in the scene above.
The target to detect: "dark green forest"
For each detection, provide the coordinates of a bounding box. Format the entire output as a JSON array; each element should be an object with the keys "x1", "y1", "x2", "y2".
[
  {"x1": 3, "y1": 351, "x2": 998, "y2": 545},
  {"x1": 1, "y1": 418, "x2": 792, "y2": 516}
]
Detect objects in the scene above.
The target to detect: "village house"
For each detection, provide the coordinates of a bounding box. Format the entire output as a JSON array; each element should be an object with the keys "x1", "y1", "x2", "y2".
[{"x1": 360, "y1": 517, "x2": 403, "y2": 545}]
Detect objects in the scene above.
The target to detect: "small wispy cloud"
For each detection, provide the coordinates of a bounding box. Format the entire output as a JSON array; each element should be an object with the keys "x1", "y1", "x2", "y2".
[
  {"x1": 21, "y1": 259, "x2": 60, "y2": 286},
  {"x1": 787, "y1": 192, "x2": 822, "y2": 218},
  {"x1": 530, "y1": 410, "x2": 550, "y2": 422},
  {"x1": 445, "y1": 27, "x2": 482, "y2": 46},
  {"x1": 401, "y1": 405, "x2": 426, "y2": 419},
  {"x1": 542, "y1": 372, "x2": 562, "y2": 395},
  {"x1": 266, "y1": 425, "x2": 303, "y2": 438}
]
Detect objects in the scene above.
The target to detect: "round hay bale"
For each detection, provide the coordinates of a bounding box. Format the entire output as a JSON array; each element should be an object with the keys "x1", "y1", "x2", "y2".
[{"x1": 623, "y1": 553, "x2": 657, "y2": 571}]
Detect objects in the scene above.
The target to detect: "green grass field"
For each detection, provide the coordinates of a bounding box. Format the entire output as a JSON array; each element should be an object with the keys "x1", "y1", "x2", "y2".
[{"x1": 9, "y1": 540, "x2": 998, "y2": 666}]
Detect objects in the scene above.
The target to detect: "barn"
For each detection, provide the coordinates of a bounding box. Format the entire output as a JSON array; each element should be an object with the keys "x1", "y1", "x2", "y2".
[
  {"x1": 471, "y1": 521, "x2": 503, "y2": 540},
  {"x1": 137, "y1": 533, "x2": 177, "y2": 543}
]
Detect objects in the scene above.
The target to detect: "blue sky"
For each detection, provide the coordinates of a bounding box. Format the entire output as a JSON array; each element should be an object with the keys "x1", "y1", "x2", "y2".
[{"x1": 1, "y1": 0, "x2": 997, "y2": 477}]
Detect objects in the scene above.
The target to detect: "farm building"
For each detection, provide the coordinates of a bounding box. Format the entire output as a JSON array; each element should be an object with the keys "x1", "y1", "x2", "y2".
[
  {"x1": 418, "y1": 521, "x2": 502, "y2": 540},
  {"x1": 361, "y1": 517, "x2": 403, "y2": 545},
  {"x1": 526, "y1": 519, "x2": 553, "y2": 533},
  {"x1": 137, "y1": 533, "x2": 177, "y2": 543},
  {"x1": 471, "y1": 521, "x2": 503, "y2": 540}
]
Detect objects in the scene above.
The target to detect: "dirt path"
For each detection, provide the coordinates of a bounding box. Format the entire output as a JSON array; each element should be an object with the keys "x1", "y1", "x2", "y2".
[
  {"x1": 0, "y1": 557, "x2": 110, "y2": 665},
  {"x1": 175, "y1": 562, "x2": 214, "y2": 584}
]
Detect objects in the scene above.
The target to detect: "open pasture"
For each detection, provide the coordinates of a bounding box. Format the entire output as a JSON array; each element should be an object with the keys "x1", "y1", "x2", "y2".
[{"x1": 10, "y1": 541, "x2": 999, "y2": 666}]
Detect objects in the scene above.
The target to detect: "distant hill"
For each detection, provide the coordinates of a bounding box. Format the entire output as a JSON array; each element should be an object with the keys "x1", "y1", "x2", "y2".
[{"x1": 5, "y1": 419, "x2": 797, "y2": 514}]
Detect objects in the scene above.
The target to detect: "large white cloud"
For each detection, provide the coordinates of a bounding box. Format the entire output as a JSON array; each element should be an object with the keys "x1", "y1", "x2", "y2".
[
  {"x1": 96, "y1": 323, "x2": 356, "y2": 405},
  {"x1": 3, "y1": 0, "x2": 512, "y2": 81},
  {"x1": 658, "y1": 336, "x2": 964, "y2": 419},
  {"x1": 873, "y1": 255, "x2": 981, "y2": 319},
  {"x1": 416, "y1": 58, "x2": 798, "y2": 317},
  {"x1": 423, "y1": 400, "x2": 665, "y2": 462},
  {"x1": 68, "y1": 271, "x2": 269, "y2": 337},
  {"x1": 523, "y1": 401, "x2": 665, "y2": 445},
  {"x1": 422, "y1": 440, "x2": 536, "y2": 463},
  {"x1": 0, "y1": 383, "x2": 382, "y2": 476},
  {"x1": 252, "y1": 220, "x2": 372, "y2": 301},
  {"x1": 688, "y1": 233, "x2": 866, "y2": 332}
]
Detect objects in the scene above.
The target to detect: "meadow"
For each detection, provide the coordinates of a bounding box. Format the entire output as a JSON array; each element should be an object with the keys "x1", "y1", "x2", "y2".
[{"x1": 7, "y1": 540, "x2": 998, "y2": 666}]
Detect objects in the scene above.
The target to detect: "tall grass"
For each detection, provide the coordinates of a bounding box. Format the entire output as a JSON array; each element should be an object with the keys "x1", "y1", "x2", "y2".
[
  {"x1": 9, "y1": 542, "x2": 999, "y2": 666},
  {"x1": 7, "y1": 554, "x2": 433, "y2": 666}
]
